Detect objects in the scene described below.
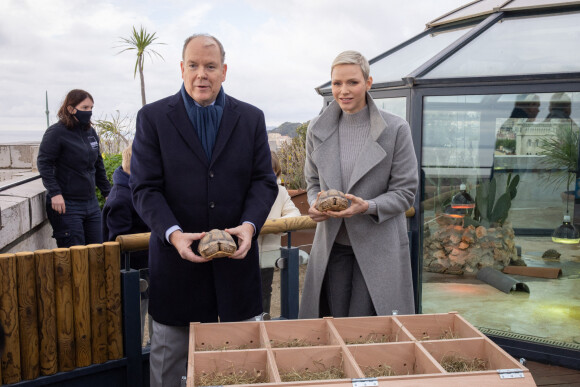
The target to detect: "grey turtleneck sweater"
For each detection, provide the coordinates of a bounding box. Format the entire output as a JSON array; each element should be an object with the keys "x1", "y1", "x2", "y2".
[{"x1": 335, "y1": 105, "x2": 377, "y2": 245}]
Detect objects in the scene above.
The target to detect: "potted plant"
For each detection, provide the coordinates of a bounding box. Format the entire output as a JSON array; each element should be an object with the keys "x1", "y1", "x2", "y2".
[{"x1": 537, "y1": 121, "x2": 579, "y2": 201}]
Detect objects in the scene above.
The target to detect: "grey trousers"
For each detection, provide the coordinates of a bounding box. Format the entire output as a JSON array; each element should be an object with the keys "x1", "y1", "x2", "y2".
[
  {"x1": 322, "y1": 243, "x2": 376, "y2": 317},
  {"x1": 149, "y1": 315, "x2": 268, "y2": 386},
  {"x1": 149, "y1": 320, "x2": 189, "y2": 387}
]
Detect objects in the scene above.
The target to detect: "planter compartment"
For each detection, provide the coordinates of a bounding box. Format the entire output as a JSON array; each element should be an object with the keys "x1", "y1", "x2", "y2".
[
  {"x1": 395, "y1": 312, "x2": 484, "y2": 341},
  {"x1": 190, "y1": 349, "x2": 275, "y2": 386},
  {"x1": 264, "y1": 319, "x2": 341, "y2": 348},
  {"x1": 191, "y1": 321, "x2": 266, "y2": 351},
  {"x1": 421, "y1": 337, "x2": 525, "y2": 373},
  {"x1": 331, "y1": 316, "x2": 413, "y2": 344},
  {"x1": 349, "y1": 342, "x2": 443, "y2": 378},
  {"x1": 186, "y1": 314, "x2": 537, "y2": 386},
  {"x1": 273, "y1": 346, "x2": 361, "y2": 382}
]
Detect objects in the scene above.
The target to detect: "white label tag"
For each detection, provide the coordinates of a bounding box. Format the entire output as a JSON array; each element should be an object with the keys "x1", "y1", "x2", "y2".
[
  {"x1": 352, "y1": 377, "x2": 379, "y2": 387},
  {"x1": 498, "y1": 369, "x2": 525, "y2": 379}
]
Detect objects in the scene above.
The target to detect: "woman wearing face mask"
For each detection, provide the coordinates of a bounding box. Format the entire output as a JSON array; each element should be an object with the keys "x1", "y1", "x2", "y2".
[{"x1": 38, "y1": 89, "x2": 111, "y2": 247}]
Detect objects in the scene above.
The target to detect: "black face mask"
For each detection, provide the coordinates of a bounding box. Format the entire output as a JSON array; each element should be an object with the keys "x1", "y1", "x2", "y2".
[{"x1": 74, "y1": 110, "x2": 92, "y2": 125}]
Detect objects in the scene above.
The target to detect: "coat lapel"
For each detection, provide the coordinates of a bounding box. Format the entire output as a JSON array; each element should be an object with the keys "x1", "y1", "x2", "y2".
[
  {"x1": 310, "y1": 101, "x2": 343, "y2": 191},
  {"x1": 347, "y1": 95, "x2": 388, "y2": 191},
  {"x1": 166, "y1": 92, "x2": 209, "y2": 166}
]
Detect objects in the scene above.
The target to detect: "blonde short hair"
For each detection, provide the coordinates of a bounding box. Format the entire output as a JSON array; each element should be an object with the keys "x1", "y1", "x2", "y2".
[
  {"x1": 331, "y1": 50, "x2": 370, "y2": 81},
  {"x1": 122, "y1": 143, "x2": 132, "y2": 174},
  {"x1": 270, "y1": 151, "x2": 281, "y2": 177}
]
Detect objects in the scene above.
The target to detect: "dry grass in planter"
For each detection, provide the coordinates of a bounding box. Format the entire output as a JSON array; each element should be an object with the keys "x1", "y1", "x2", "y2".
[
  {"x1": 345, "y1": 332, "x2": 396, "y2": 344},
  {"x1": 420, "y1": 327, "x2": 459, "y2": 341},
  {"x1": 196, "y1": 366, "x2": 267, "y2": 386},
  {"x1": 270, "y1": 338, "x2": 313, "y2": 348},
  {"x1": 440, "y1": 354, "x2": 487, "y2": 373},
  {"x1": 279, "y1": 366, "x2": 345, "y2": 382},
  {"x1": 362, "y1": 363, "x2": 396, "y2": 378},
  {"x1": 196, "y1": 343, "x2": 250, "y2": 351},
  {"x1": 438, "y1": 328, "x2": 460, "y2": 340}
]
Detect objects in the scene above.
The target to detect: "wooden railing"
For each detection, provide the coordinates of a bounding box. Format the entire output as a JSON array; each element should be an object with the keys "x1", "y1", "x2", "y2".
[
  {"x1": 115, "y1": 210, "x2": 416, "y2": 251},
  {"x1": 0, "y1": 243, "x2": 123, "y2": 385}
]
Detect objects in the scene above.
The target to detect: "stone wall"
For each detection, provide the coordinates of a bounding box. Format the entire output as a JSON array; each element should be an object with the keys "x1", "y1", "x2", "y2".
[
  {"x1": 0, "y1": 177, "x2": 56, "y2": 253},
  {"x1": 0, "y1": 142, "x2": 55, "y2": 253}
]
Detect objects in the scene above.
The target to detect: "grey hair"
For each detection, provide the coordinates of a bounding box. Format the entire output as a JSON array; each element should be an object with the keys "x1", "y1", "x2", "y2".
[
  {"x1": 331, "y1": 50, "x2": 370, "y2": 80},
  {"x1": 182, "y1": 34, "x2": 226, "y2": 64}
]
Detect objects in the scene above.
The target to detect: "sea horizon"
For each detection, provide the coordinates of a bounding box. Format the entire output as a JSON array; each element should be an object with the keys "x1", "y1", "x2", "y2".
[{"x1": 0, "y1": 129, "x2": 45, "y2": 144}]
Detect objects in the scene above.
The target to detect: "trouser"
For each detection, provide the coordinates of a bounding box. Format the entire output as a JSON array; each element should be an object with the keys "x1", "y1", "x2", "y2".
[
  {"x1": 322, "y1": 243, "x2": 376, "y2": 317},
  {"x1": 46, "y1": 196, "x2": 102, "y2": 247},
  {"x1": 150, "y1": 321, "x2": 189, "y2": 387},
  {"x1": 260, "y1": 267, "x2": 274, "y2": 315}
]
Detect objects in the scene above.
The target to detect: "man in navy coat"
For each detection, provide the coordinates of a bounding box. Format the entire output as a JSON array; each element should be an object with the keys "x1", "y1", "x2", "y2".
[{"x1": 130, "y1": 34, "x2": 278, "y2": 386}]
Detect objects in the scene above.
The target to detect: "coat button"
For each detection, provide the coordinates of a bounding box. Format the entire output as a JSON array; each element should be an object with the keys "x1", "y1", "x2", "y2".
[
  {"x1": 209, "y1": 171, "x2": 215, "y2": 178},
  {"x1": 209, "y1": 202, "x2": 215, "y2": 209}
]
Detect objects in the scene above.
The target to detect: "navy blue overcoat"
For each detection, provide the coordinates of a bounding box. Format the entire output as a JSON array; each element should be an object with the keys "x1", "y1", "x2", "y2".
[{"x1": 130, "y1": 91, "x2": 277, "y2": 326}]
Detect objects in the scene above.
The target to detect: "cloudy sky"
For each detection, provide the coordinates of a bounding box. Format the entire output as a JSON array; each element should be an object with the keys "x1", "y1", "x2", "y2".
[{"x1": 0, "y1": 0, "x2": 468, "y2": 139}]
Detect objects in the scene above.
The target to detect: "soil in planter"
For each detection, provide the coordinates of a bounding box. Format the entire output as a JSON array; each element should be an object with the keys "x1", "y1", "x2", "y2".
[
  {"x1": 345, "y1": 332, "x2": 397, "y2": 344},
  {"x1": 196, "y1": 366, "x2": 267, "y2": 386},
  {"x1": 440, "y1": 354, "x2": 488, "y2": 373}
]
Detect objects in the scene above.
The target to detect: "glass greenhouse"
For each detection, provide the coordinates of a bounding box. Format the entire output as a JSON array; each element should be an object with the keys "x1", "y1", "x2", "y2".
[{"x1": 317, "y1": 0, "x2": 580, "y2": 367}]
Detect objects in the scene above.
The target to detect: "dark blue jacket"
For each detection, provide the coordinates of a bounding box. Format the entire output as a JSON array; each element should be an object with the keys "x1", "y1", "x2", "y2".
[
  {"x1": 130, "y1": 91, "x2": 277, "y2": 325},
  {"x1": 102, "y1": 166, "x2": 150, "y2": 269},
  {"x1": 38, "y1": 121, "x2": 111, "y2": 200}
]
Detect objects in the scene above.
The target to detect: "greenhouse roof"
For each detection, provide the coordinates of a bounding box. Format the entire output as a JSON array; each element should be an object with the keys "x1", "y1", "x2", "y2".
[{"x1": 316, "y1": 0, "x2": 580, "y2": 94}]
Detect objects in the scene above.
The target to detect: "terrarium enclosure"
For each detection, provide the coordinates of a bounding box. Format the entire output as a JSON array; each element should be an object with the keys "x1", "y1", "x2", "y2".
[{"x1": 186, "y1": 313, "x2": 536, "y2": 386}]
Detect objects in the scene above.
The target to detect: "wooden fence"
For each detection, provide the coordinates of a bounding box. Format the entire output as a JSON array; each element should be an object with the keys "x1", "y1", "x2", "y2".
[{"x1": 0, "y1": 242, "x2": 124, "y2": 385}]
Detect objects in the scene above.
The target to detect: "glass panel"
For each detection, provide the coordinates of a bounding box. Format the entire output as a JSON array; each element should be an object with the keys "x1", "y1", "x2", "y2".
[
  {"x1": 423, "y1": 12, "x2": 580, "y2": 78},
  {"x1": 431, "y1": 0, "x2": 505, "y2": 25},
  {"x1": 374, "y1": 97, "x2": 407, "y2": 120},
  {"x1": 421, "y1": 91, "x2": 580, "y2": 347},
  {"x1": 370, "y1": 27, "x2": 472, "y2": 84},
  {"x1": 503, "y1": 0, "x2": 580, "y2": 9}
]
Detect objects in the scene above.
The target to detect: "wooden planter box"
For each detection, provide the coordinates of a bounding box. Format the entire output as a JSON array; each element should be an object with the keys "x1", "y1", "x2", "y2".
[{"x1": 186, "y1": 312, "x2": 536, "y2": 386}]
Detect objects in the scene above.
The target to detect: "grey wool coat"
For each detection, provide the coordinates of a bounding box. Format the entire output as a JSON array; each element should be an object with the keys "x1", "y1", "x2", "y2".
[{"x1": 298, "y1": 94, "x2": 418, "y2": 318}]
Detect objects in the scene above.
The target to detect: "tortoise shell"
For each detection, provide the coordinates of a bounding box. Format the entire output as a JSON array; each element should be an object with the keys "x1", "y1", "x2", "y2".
[
  {"x1": 315, "y1": 189, "x2": 350, "y2": 212},
  {"x1": 198, "y1": 229, "x2": 237, "y2": 259}
]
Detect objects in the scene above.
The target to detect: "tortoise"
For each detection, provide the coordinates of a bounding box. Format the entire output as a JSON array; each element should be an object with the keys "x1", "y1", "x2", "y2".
[
  {"x1": 198, "y1": 229, "x2": 237, "y2": 259},
  {"x1": 315, "y1": 189, "x2": 350, "y2": 212}
]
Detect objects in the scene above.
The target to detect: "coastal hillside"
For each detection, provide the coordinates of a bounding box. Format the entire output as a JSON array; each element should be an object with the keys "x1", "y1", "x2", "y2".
[{"x1": 269, "y1": 122, "x2": 301, "y2": 137}]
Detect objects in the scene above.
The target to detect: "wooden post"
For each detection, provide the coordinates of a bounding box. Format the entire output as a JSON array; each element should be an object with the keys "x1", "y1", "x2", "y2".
[
  {"x1": 0, "y1": 253, "x2": 22, "y2": 384},
  {"x1": 87, "y1": 244, "x2": 108, "y2": 364},
  {"x1": 15, "y1": 252, "x2": 40, "y2": 380},
  {"x1": 70, "y1": 246, "x2": 92, "y2": 368},
  {"x1": 103, "y1": 242, "x2": 123, "y2": 359},
  {"x1": 34, "y1": 249, "x2": 58, "y2": 376},
  {"x1": 53, "y1": 248, "x2": 75, "y2": 371}
]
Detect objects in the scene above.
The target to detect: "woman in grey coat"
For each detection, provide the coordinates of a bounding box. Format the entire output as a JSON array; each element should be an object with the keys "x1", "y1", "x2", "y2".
[{"x1": 298, "y1": 51, "x2": 418, "y2": 318}]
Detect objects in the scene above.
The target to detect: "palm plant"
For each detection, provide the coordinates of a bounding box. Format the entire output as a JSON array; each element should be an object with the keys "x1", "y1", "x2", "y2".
[
  {"x1": 537, "y1": 122, "x2": 579, "y2": 189},
  {"x1": 94, "y1": 111, "x2": 133, "y2": 154},
  {"x1": 117, "y1": 26, "x2": 165, "y2": 106}
]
